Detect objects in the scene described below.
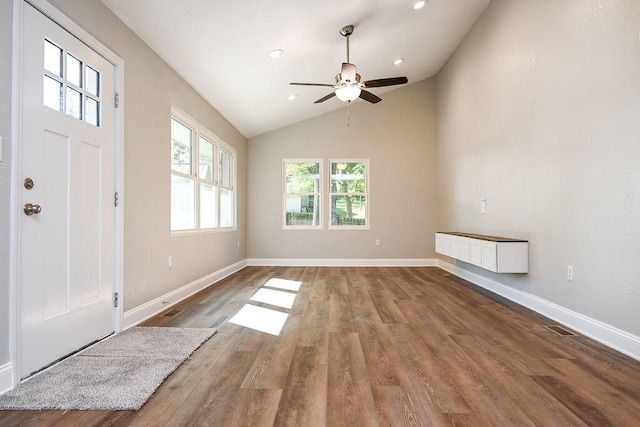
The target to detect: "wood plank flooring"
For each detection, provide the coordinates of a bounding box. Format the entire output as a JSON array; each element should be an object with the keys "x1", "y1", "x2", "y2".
[{"x1": 3, "y1": 266, "x2": 640, "y2": 426}]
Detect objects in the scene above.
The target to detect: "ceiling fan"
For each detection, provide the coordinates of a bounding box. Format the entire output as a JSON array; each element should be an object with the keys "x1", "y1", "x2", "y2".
[{"x1": 290, "y1": 25, "x2": 408, "y2": 104}]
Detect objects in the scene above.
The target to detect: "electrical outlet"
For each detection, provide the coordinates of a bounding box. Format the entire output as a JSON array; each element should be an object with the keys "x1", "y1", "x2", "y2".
[
  {"x1": 480, "y1": 197, "x2": 487, "y2": 214},
  {"x1": 567, "y1": 266, "x2": 574, "y2": 281},
  {"x1": 168, "y1": 255, "x2": 173, "y2": 268}
]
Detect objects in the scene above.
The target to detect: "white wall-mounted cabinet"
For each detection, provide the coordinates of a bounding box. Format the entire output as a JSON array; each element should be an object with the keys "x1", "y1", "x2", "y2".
[
  {"x1": 435, "y1": 232, "x2": 528, "y2": 273},
  {"x1": 469, "y1": 238, "x2": 482, "y2": 267},
  {"x1": 435, "y1": 233, "x2": 450, "y2": 256}
]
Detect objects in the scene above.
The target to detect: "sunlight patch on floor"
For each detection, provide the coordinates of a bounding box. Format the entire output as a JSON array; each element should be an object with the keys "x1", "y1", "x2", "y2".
[
  {"x1": 263, "y1": 278, "x2": 302, "y2": 292},
  {"x1": 228, "y1": 277, "x2": 305, "y2": 336},
  {"x1": 229, "y1": 304, "x2": 289, "y2": 336},
  {"x1": 250, "y1": 288, "x2": 296, "y2": 309}
]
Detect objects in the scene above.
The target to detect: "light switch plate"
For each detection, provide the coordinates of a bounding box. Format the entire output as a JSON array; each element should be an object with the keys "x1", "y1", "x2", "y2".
[
  {"x1": 480, "y1": 197, "x2": 487, "y2": 214},
  {"x1": 0, "y1": 136, "x2": 3, "y2": 161}
]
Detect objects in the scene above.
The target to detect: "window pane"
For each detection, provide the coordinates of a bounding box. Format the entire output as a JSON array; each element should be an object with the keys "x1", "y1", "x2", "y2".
[
  {"x1": 285, "y1": 194, "x2": 320, "y2": 226},
  {"x1": 43, "y1": 75, "x2": 62, "y2": 112},
  {"x1": 67, "y1": 54, "x2": 82, "y2": 87},
  {"x1": 86, "y1": 66, "x2": 100, "y2": 96},
  {"x1": 220, "y1": 149, "x2": 232, "y2": 188},
  {"x1": 171, "y1": 118, "x2": 192, "y2": 174},
  {"x1": 331, "y1": 161, "x2": 366, "y2": 192},
  {"x1": 199, "y1": 137, "x2": 214, "y2": 182},
  {"x1": 200, "y1": 183, "x2": 216, "y2": 229},
  {"x1": 331, "y1": 195, "x2": 366, "y2": 226},
  {"x1": 220, "y1": 189, "x2": 233, "y2": 227},
  {"x1": 285, "y1": 162, "x2": 320, "y2": 193},
  {"x1": 44, "y1": 40, "x2": 62, "y2": 77},
  {"x1": 171, "y1": 175, "x2": 195, "y2": 230},
  {"x1": 86, "y1": 97, "x2": 99, "y2": 126},
  {"x1": 66, "y1": 87, "x2": 82, "y2": 119}
]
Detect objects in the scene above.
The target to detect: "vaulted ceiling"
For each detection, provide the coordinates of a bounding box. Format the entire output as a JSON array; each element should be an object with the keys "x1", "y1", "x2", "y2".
[{"x1": 101, "y1": 0, "x2": 491, "y2": 138}]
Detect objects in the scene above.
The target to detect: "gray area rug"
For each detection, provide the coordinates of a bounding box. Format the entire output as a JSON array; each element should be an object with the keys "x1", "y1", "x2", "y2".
[{"x1": 0, "y1": 327, "x2": 216, "y2": 411}]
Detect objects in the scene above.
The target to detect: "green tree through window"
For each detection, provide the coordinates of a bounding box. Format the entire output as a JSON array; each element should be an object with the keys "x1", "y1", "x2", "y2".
[
  {"x1": 283, "y1": 161, "x2": 321, "y2": 227},
  {"x1": 330, "y1": 160, "x2": 368, "y2": 227}
]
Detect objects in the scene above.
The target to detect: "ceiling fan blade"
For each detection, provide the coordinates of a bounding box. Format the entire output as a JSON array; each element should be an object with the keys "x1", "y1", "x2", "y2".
[
  {"x1": 314, "y1": 92, "x2": 337, "y2": 103},
  {"x1": 362, "y1": 76, "x2": 408, "y2": 88},
  {"x1": 340, "y1": 63, "x2": 357, "y2": 83},
  {"x1": 290, "y1": 82, "x2": 336, "y2": 87},
  {"x1": 359, "y1": 89, "x2": 382, "y2": 104}
]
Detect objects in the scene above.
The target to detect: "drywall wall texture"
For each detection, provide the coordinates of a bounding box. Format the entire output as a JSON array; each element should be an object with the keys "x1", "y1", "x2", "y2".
[
  {"x1": 43, "y1": 0, "x2": 248, "y2": 310},
  {"x1": 0, "y1": 0, "x2": 13, "y2": 365},
  {"x1": 436, "y1": 0, "x2": 640, "y2": 335},
  {"x1": 248, "y1": 79, "x2": 437, "y2": 261}
]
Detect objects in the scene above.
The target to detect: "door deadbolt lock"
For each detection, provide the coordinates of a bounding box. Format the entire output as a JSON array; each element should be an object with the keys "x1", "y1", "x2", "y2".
[
  {"x1": 24, "y1": 203, "x2": 42, "y2": 216},
  {"x1": 24, "y1": 178, "x2": 34, "y2": 190}
]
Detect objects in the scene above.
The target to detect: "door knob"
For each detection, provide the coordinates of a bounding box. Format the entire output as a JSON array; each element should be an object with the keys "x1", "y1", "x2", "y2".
[{"x1": 24, "y1": 203, "x2": 42, "y2": 216}]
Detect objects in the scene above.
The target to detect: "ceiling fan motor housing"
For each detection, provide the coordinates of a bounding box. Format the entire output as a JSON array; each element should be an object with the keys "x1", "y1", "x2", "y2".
[
  {"x1": 339, "y1": 63, "x2": 358, "y2": 84},
  {"x1": 340, "y1": 25, "x2": 354, "y2": 37}
]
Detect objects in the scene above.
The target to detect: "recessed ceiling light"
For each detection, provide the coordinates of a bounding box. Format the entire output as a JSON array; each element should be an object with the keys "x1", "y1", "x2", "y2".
[
  {"x1": 413, "y1": 1, "x2": 426, "y2": 10},
  {"x1": 287, "y1": 94, "x2": 297, "y2": 101},
  {"x1": 393, "y1": 58, "x2": 404, "y2": 66},
  {"x1": 268, "y1": 49, "x2": 284, "y2": 58}
]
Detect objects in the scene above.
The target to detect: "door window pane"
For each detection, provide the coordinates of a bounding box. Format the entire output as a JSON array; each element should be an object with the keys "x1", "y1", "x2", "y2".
[
  {"x1": 199, "y1": 137, "x2": 214, "y2": 182},
  {"x1": 44, "y1": 40, "x2": 62, "y2": 77},
  {"x1": 86, "y1": 97, "x2": 99, "y2": 126},
  {"x1": 86, "y1": 66, "x2": 100, "y2": 96},
  {"x1": 66, "y1": 87, "x2": 82, "y2": 119},
  {"x1": 171, "y1": 118, "x2": 192, "y2": 174},
  {"x1": 171, "y1": 175, "x2": 195, "y2": 230},
  {"x1": 200, "y1": 183, "x2": 216, "y2": 229},
  {"x1": 43, "y1": 75, "x2": 62, "y2": 112},
  {"x1": 66, "y1": 54, "x2": 82, "y2": 87}
]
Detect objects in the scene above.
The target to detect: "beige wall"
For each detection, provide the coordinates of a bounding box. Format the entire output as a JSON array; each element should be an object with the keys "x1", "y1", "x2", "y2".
[
  {"x1": 436, "y1": 0, "x2": 640, "y2": 335},
  {"x1": 43, "y1": 0, "x2": 248, "y2": 310},
  {"x1": 247, "y1": 79, "x2": 437, "y2": 261}
]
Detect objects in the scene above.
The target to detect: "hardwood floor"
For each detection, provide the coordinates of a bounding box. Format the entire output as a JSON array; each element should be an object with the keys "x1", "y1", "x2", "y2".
[{"x1": 3, "y1": 266, "x2": 640, "y2": 426}]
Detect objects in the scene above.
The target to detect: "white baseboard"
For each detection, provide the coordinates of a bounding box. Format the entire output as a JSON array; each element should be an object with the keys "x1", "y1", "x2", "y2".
[
  {"x1": 246, "y1": 258, "x2": 437, "y2": 267},
  {"x1": 437, "y1": 259, "x2": 640, "y2": 362},
  {"x1": 0, "y1": 362, "x2": 14, "y2": 394},
  {"x1": 123, "y1": 260, "x2": 247, "y2": 329}
]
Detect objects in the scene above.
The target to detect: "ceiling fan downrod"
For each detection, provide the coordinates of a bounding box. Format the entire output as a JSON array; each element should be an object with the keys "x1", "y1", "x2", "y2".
[{"x1": 340, "y1": 25, "x2": 354, "y2": 63}]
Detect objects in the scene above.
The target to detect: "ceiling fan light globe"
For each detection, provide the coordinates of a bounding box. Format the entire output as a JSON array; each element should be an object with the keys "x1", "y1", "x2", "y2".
[{"x1": 335, "y1": 86, "x2": 361, "y2": 102}]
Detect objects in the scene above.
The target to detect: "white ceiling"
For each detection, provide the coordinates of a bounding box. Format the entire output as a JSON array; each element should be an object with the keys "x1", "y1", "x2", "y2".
[{"x1": 100, "y1": 0, "x2": 491, "y2": 138}]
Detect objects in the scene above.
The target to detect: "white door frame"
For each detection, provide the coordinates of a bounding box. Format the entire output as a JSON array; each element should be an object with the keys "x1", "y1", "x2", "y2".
[{"x1": 9, "y1": 0, "x2": 125, "y2": 387}]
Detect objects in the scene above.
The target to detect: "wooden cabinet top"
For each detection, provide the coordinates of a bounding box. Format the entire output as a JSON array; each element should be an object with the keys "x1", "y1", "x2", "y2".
[{"x1": 437, "y1": 232, "x2": 528, "y2": 243}]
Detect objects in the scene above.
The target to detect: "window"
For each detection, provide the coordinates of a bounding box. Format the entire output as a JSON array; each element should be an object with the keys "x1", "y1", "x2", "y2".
[
  {"x1": 330, "y1": 160, "x2": 368, "y2": 228},
  {"x1": 171, "y1": 108, "x2": 236, "y2": 232},
  {"x1": 43, "y1": 39, "x2": 102, "y2": 126},
  {"x1": 282, "y1": 159, "x2": 369, "y2": 229},
  {"x1": 283, "y1": 160, "x2": 322, "y2": 228}
]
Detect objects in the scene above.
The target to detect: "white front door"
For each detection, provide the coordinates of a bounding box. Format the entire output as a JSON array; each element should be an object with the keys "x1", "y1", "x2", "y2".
[{"x1": 18, "y1": 3, "x2": 116, "y2": 378}]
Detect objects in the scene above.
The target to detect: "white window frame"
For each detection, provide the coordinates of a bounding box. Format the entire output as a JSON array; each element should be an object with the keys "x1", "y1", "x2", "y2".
[
  {"x1": 328, "y1": 159, "x2": 370, "y2": 230},
  {"x1": 282, "y1": 159, "x2": 323, "y2": 229},
  {"x1": 171, "y1": 107, "x2": 236, "y2": 233}
]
